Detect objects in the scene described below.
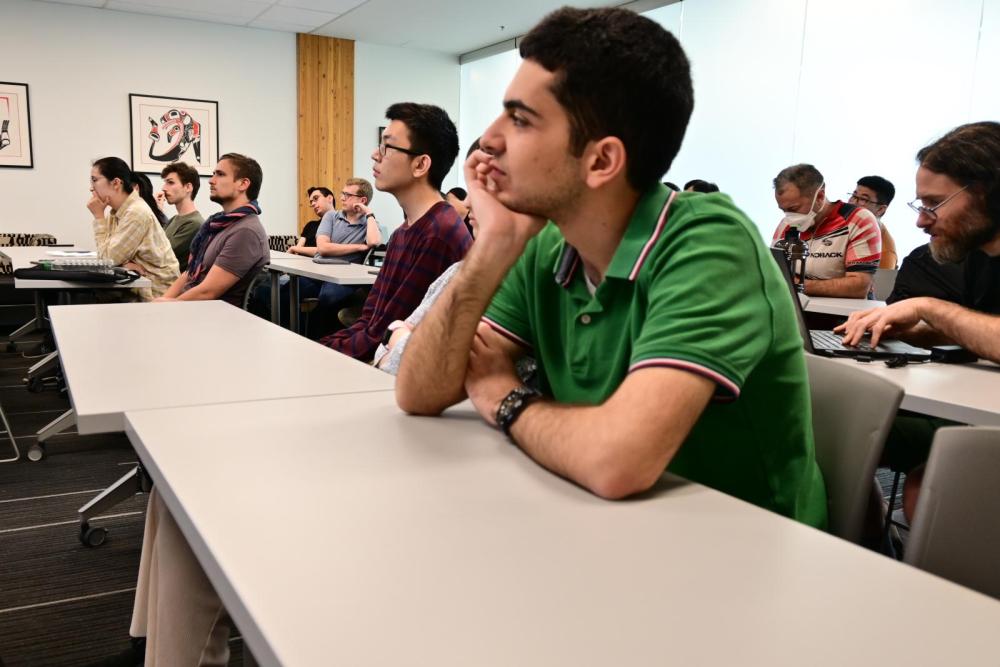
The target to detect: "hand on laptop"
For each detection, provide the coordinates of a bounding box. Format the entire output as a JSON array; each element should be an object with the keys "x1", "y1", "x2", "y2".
[{"x1": 835, "y1": 299, "x2": 926, "y2": 348}]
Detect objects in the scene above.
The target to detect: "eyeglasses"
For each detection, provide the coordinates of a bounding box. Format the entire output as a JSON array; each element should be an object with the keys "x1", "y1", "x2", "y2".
[
  {"x1": 907, "y1": 185, "x2": 969, "y2": 221},
  {"x1": 377, "y1": 141, "x2": 424, "y2": 158},
  {"x1": 341, "y1": 191, "x2": 364, "y2": 199},
  {"x1": 847, "y1": 192, "x2": 882, "y2": 206}
]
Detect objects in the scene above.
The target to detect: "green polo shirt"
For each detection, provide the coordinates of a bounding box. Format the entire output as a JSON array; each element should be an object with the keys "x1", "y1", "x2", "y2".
[{"x1": 484, "y1": 185, "x2": 827, "y2": 528}]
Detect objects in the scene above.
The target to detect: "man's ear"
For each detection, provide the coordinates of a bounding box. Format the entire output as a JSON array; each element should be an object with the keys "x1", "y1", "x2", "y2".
[
  {"x1": 411, "y1": 155, "x2": 432, "y2": 182},
  {"x1": 582, "y1": 136, "x2": 627, "y2": 190},
  {"x1": 876, "y1": 204, "x2": 888, "y2": 218}
]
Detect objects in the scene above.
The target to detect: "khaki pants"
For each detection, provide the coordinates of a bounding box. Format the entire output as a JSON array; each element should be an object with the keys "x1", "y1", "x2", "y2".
[{"x1": 131, "y1": 488, "x2": 231, "y2": 666}]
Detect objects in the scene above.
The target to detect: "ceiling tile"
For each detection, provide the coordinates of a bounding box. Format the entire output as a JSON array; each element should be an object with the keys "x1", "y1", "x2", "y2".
[
  {"x1": 277, "y1": 0, "x2": 366, "y2": 14},
  {"x1": 250, "y1": 4, "x2": 339, "y2": 31},
  {"x1": 107, "y1": 0, "x2": 271, "y2": 22},
  {"x1": 36, "y1": 0, "x2": 107, "y2": 7}
]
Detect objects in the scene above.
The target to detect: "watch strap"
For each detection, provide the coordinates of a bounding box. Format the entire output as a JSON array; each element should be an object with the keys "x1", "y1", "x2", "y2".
[{"x1": 496, "y1": 385, "x2": 542, "y2": 439}]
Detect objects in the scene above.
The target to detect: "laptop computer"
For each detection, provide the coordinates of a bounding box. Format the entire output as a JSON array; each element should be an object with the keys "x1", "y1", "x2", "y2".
[{"x1": 769, "y1": 247, "x2": 931, "y2": 361}]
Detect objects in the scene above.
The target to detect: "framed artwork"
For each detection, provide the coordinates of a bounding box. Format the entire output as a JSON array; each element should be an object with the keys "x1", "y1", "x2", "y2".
[
  {"x1": 0, "y1": 82, "x2": 33, "y2": 169},
  {"x1": 130, "y1": 93, "x2": 219, "y2": 176}
]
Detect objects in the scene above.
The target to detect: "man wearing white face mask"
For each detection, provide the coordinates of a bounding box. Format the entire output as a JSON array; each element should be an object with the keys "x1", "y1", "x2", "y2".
[{"x1": 772, "y1": 163, "x2": 881, "y2": 298}]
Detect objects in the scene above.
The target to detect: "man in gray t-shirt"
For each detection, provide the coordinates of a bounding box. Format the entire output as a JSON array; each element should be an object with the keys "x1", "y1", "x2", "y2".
[{"x1": 154, "y1": 154, "x2": 270, "y2": 307}]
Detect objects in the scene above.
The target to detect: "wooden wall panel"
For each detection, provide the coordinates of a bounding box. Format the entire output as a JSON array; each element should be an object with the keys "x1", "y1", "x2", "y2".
[{"x1": 297, "y1": 34, "x2": 354, "y2": 233}]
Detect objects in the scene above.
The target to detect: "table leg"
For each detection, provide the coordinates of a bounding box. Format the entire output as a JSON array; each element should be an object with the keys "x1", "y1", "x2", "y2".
[
  {"x1": 290, "y1": 275, "x2": 300, "y2": 334},
  {"x1": 269, "y1": 271, "x2": 280, "y2": 325}
]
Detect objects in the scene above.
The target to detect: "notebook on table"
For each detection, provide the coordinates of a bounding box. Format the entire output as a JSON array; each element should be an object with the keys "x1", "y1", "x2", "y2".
[{"x1": 769, "y1": 248, "x2": 931, "y2": 361}]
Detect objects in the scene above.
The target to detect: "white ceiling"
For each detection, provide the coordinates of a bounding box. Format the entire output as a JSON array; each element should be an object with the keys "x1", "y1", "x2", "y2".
[{"x1": 28, "y1": 0, "x2": 650, "y2": 55}]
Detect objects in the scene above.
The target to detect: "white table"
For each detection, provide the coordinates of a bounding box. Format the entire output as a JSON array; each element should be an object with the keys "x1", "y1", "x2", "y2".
[
  {"x1": 125, "y1": 392, "x2": 1000, "y2": 667},
  {"x1": 265, "y1": 255, "x2": 378, "y2": 331},
  {"x1": 2, "y1": 246, "x2": 152, "y2": 343},
  {"x1": 48, "y1": 300, "x2": 394, "y2": 436},
  {"x1": 801, "y1": 294, "x2": 883, "y2": 316},
  {"x1": 832, "y1": 357, "x2": 1000, "y2": 426}
]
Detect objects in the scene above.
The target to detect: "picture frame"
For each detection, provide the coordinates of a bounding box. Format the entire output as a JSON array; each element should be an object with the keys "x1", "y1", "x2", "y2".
[
  {"x1": 0, "y1": 82, "x2": 34, "y2": 169},
  {"x1": 129, "y1": 93, "x2": 219, "y2": 176}
]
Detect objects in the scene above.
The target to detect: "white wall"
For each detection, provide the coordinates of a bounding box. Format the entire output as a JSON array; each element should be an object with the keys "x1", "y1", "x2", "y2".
[
  {"x1": 459, "y1": 0, "x2": 1000, "y2": 258},
  {"x1": 0, "y1": 0, "x2": 297, "y2": 246},
  {"x1": 353, "y1": 41, "x2": 461, "y2": 233}
]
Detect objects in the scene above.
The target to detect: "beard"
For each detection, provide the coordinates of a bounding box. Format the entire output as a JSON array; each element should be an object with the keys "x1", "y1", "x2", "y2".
[{"x1": 929, "y1": 208, "x2": 999, "y2": 264}]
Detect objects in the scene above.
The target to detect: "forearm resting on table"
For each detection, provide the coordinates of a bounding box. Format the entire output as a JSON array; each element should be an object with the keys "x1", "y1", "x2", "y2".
[
  {"x1": 508, "y1": 367, "x2": 715, "y2": 500},
  {"x1": 920, "y1": 299, "x2": 1000, "y2": 362},
  {"x1": 805, "y1": 272, "x2": 872, "y2": 298}
]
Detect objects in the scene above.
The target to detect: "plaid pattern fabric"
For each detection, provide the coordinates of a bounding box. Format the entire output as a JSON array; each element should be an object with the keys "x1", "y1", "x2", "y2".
[
  {"x1": 92, "y1": 190, "x2": 179, "y2": 300},
  {"x1": 320, "y1": 202, "x2": 472, "y2": 361}
]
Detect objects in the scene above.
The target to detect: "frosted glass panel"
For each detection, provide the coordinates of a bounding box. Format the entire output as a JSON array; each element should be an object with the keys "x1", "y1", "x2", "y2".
[
  {"x1": 970, "y1": 0, "x2": 1000, "y2": 121},
  {"x1": 459, "y1": 48, "x2": 521, "y2": 187},
  {"x1": 795, "y1": 0, "x2": 983, "y2": 258},
  {"x1": 662, "y1": 0, "x2": 807, "y2": 243}
]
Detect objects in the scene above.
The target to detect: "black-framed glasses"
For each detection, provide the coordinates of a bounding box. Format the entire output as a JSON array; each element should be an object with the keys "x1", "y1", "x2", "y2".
[
  {"x1": 847, "y1": 192, "x2": 882, "y2": 206},
  {"x1": 341, "y1": 190, "x2": 364, "y2": 199},
  {"x1": 907, "y1": 185, "x2": 969, "y2": 221},
  {"x1": 378, "y1": 141, "x2": 423, "y2": 158}
]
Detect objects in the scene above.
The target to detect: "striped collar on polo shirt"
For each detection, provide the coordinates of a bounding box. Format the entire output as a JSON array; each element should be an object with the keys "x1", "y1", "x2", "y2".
[{"x1": 552, "y1": 185, "x2": 675, "y2": 289}]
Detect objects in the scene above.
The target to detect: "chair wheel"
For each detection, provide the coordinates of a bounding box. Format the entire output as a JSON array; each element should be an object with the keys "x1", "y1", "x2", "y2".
[
  {"x1": 80, "y1": 524, "x2": 108, "y2": 547},
  {"x1": 27, "y1": 443, "x2": 45, "y2": 461},
  {"x1": 26, "y1": 377, "x2": 44, "y2": 393}
]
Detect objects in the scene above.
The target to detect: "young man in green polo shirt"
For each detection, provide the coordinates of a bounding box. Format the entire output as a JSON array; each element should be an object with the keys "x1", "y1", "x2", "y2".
[{"x1": 396, "y1": 6, "x2": 827, "y2": 527}]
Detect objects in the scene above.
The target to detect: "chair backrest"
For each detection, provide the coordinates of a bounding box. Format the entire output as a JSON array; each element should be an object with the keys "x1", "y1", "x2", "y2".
[
  {"x1": 873, "y1": 268, "x2": 898, "y2": 300},
  {"x1": 905, "y1": 426, "x2": 1000, "y2": 600},
  {"x1": 806, "y1": 354, "x2": 903, "y2": 543},
  {"x1": 364, "y1": 244, "x2": 388, "y2": 267}
]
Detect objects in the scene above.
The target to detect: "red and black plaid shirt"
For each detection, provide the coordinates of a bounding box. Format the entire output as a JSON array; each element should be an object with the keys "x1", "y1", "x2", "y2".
[{"x1": 320, "y1": 201, "x2": 472, "y2": 360}]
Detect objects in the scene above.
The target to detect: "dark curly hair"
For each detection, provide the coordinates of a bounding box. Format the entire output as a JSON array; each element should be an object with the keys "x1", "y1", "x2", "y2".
[
  {"x1": 917, "y1": 121, "x2": 1000, "y2": 228},
  {"x1": 519, "y1": 7, "x2": 694, "y2": 190}
]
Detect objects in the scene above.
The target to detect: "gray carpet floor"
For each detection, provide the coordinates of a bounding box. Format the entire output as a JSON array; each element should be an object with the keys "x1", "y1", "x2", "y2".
[{"x1": 0, "y1": 335, "x2": 244, "y2": 666}]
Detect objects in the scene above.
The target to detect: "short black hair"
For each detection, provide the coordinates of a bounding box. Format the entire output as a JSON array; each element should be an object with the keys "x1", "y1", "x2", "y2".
[
  {"x1": 161, "y1": 161, "x2": 201, "y2": 199},
  {"x1": 446, "y1": 186, "x2": 467, "y2": 200},
  {"x1": 917, "y1": 121, "x2": 1000, "y2": 226},
  {"x1": 307, "y1": 186, "x2": 334, "y2": 199},
  {"x1": 219, "y1": 153, "x2": 263, "y2": 201},
  {"x1": 684, "y1": 179, "x2": 719, "y2": 193},
  {"x1": 385, "y1": 103, "x2": 459, "y2": 191},
  {"x1": 519, "y1": 7, "x2": 693, "y2": 190},
  {"x1": 774, "y1": 164, "x2": 824, "y2": 196},
  {"x1": 855, "y1": 176, "x2": 894, "y2": 205}
]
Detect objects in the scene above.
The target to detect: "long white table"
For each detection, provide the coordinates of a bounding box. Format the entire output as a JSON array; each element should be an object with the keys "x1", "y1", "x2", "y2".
[
  {"x1": 2, "y1": 247, "x2": 152, "y2": 348},
  {"x1": 125, "y1": 392, "x2": 1000, "y2": 667},
  {"x1": 801, "y1": 294, "x2": 884, "y2": 316},
  {"x1": 832, "y1": 357, "x2": 1000, "y2": 426},
  {"x1": 265, "y1": 255, "x2": 378, "y2": 330},
  {"x1": 48, "y1": 300, "x2": 393, "y2": 436}
]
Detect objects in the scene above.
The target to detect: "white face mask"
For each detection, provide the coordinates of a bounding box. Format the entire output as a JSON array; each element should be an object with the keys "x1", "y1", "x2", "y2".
[{"x1": 781, "y1": 183, "x2": 824, "y2": 232}]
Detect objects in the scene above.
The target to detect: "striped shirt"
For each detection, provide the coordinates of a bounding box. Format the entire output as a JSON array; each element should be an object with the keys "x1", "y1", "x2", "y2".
[
  {"x1": 771, "y1": 201, "x2": 881, "y2": 280},
  {"x1": 319, "y1": 201, "x2": 472, "y2": 360},
  {"x1": 92, "y1": 189, "x2": 180, "y2": 300}
]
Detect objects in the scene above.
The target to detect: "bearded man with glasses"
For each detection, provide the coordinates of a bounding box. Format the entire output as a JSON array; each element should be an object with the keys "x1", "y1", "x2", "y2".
[{"x1": 837, "y1": 122, "x2": 1000, "y2": 524}]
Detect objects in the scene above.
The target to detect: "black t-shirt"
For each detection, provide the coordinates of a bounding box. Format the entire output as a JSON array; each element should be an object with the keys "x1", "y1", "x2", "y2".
[
  {"x1": 962, "y1": 249, "x2": 1000, "y2": 315},
  {"x1": 301, "y1": 219, "x2": 320, "y2": 247},
  {"x1": 887, "y1": 244, "x2": 965, "y2": 305}
]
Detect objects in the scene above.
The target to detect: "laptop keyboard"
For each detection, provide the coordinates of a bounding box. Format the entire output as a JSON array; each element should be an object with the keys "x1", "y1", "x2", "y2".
[{"x1": 810, "y1": 330, "x2": 873, "y2": 352}]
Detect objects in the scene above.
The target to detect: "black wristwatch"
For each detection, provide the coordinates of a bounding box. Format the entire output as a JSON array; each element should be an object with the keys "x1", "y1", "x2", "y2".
[{"x1": 496, "y1": 385, "x2": 542, "y2": 440}]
